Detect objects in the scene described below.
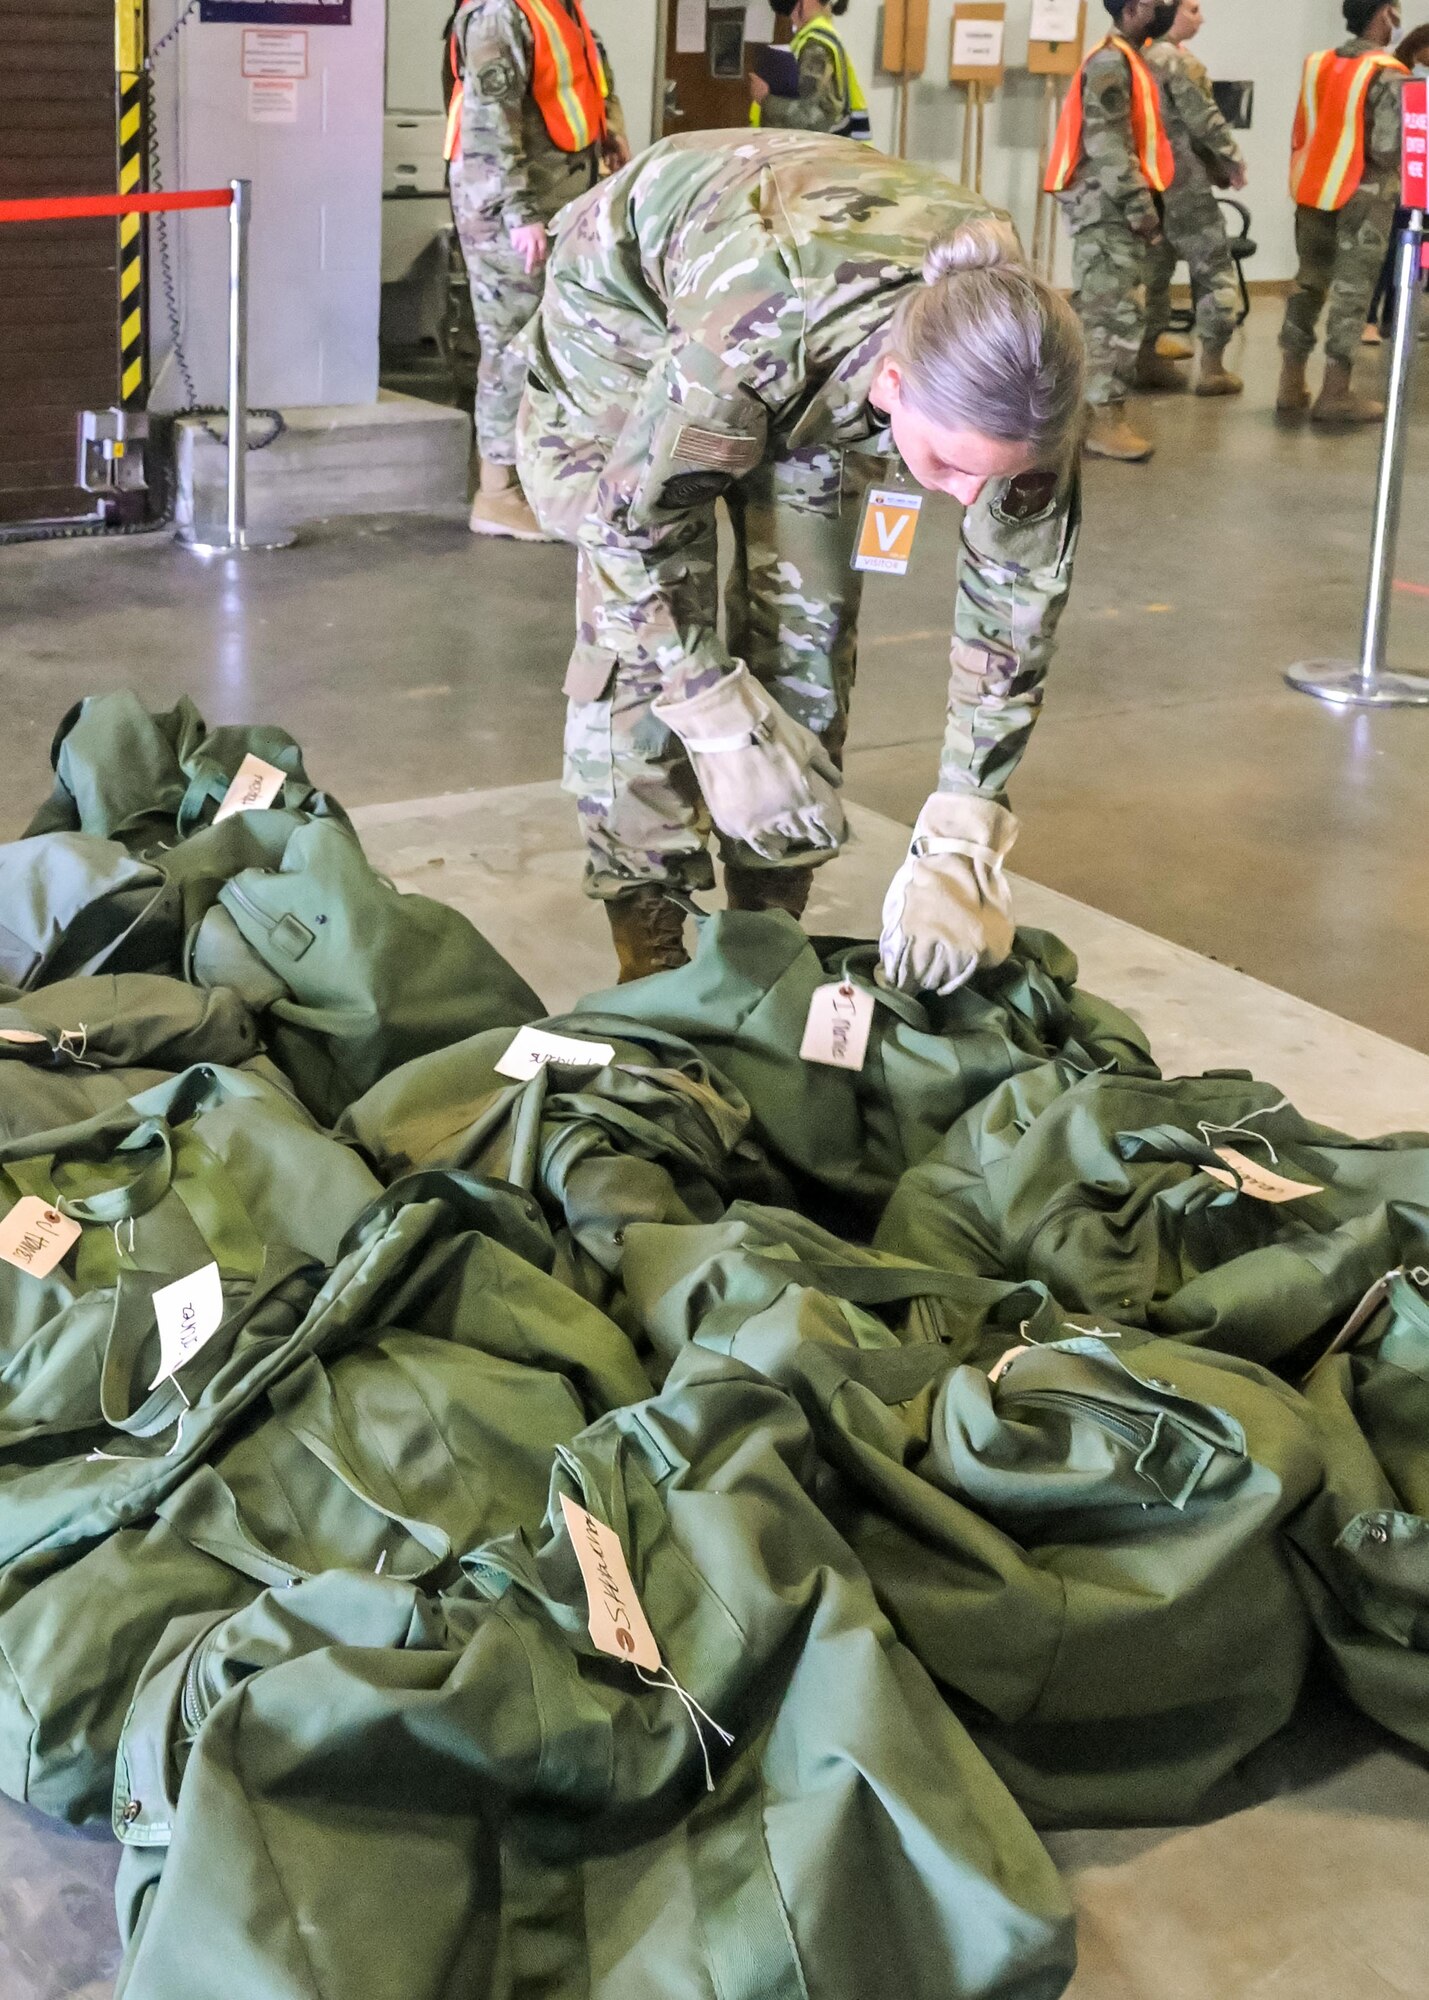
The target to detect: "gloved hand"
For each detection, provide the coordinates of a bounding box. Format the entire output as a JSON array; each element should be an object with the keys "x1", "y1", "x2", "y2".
[
  {"x1": 879, "y1": 791, "x2": 1017, "y2": 996},
  {"x1": 653, "y1": 663, "x2": 847, "y2": 862}
]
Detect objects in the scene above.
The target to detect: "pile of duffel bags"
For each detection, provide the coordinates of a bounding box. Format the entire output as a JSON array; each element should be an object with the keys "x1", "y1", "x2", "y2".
[{"x1": 2, "y1": 693, "x2": 1428, "y2": 2000}]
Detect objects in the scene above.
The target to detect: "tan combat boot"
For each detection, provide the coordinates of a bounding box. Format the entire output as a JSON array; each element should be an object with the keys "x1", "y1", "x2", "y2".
[
  {"x1": 1276, "y1": 351, "x2": 1312, "y2": 412},
  {"x1": 1195, "y1": 342, "x2": 1244, "y2": 397},
  {"x1": 1311, "y1": 358, "x2": 1386, "y2": 426},
  {"x1": 1083, "y1": 404, "x2": 1155, "y2": 462},
  {"x1": 468, "y1": 461, "x2": 557, "y2": 542},
  {"x1": 1156, "y1": 332, "x2": 1195, "y2": 361},
  {"x1": 605, "y1": 888, "x2": 691, "y2": 984},
  {"x1": 724, "y1": 863, "x2": 815, "y2": 920},
  {"x1": 1133, "y1": 337, "x2": 1188, "y2": 393}
]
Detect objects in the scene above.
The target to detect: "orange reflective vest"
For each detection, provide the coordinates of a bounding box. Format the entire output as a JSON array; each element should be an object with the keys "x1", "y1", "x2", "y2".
[
  {"x1": 1290, "y1": 48, "x2": 1406, "y2": 211},
  {"x1": 444, "y1": 0, "x2": 608, "y2": 163},
  {"x1": 1044, "y1": 35, "x2": 1174, "y2": 195}
]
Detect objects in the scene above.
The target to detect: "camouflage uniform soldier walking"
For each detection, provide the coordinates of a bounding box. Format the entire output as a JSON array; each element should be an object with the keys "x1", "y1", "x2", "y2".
[
  {"x1": 517, "y1": 130, "x2": 1087, "y2": 990},
  {"x1": 445, "y1": 0, "x2": 628, "y2": 539},
  {"x1": 1278, "y1": 0, "x2": 1406, "y2": 425},
  {"x1": 1142, "y1": 0, "x2": 1247, "y2": 397},
  {"x1": 1045, "y1": 0, "x2": 1179, "y2": 463}
]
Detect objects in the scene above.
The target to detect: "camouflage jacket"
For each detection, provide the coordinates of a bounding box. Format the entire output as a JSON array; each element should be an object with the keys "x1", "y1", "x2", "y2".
[
  {"x1": 1143, "y1": 40, "x2": 1243, "y2": 192},
  {"x1": 1340, "y1": 36, "x2": 1405, "y2": 193},
  {"x1": 759, "y1": 27, "x2": 847, "y2": 133},
  {"x1": 453, "y1": 0, "x2": 626, "y2": 230},
  {"x1": 527, "y1": 132, "x2": 1080, "y2": 799},
  {"x1": 1056, "y1": 40, "x2": 1161, "y2": 236}
]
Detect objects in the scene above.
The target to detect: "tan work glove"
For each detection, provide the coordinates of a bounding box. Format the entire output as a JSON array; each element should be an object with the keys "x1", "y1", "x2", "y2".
[
  {"x1": 653, "y1": 664, "x2": 847, "y2": 863},
  {"x1": 879, "y1": 792, "x2": 1017, "y2": 996}
]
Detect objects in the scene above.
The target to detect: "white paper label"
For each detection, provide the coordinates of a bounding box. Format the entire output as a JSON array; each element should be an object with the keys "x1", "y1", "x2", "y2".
[
  {"x1": 676, "y1": 0, "x2": 707, "y2": 54},
  {"x1": 1030, "y1": 0, "x2": 1081, "y2": 41},
  {"x1": 952, "y1": 17, "x2": 1005, "y2": 68},
  {"x1": 1203, "y1": 1146, "x2": 1324, "y2": 1204},
  {"x1": 495, "y1": 1027, "x2": 617, "y2": 1082},
  {"x1": 0, "y1": 1197, "x2": 81, "y2": 1279},
  {"x1": 242, "y1": 27, "x2": 308, "y2": 78},
  {"x1": 0, "y1": 1029, "x2": 49, "y2": 1046},
  {"x1": 149, "y1": 1262, "x2": 227, "y2": 1389},
  {"x1": 800, "y1": 982, "x2": 875, "y2": 1071},
  {"x1": 560, "y1": 1494, "x2": 661, "y2": 1672},
  {"x1": 214, "y1": 753, "x2": 287, "y2": 822},
  {"x1": 246, "y1": 76, "x2": 299, "y2": 124}
]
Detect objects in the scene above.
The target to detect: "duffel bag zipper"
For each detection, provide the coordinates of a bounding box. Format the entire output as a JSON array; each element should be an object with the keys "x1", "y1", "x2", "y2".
[{"x1": 996, "y1": 1385, "x2": 1159, "y2": 1456}]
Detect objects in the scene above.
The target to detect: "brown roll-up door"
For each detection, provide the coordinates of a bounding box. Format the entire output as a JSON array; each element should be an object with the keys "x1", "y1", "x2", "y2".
[{"x1": 0, "y1": 0, "x2": 120, "y2": 526}]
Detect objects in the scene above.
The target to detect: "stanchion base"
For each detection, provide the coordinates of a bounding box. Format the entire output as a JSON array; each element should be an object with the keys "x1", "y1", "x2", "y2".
[
  {"x1": 176, "y1": 525, "x2": 297, "y2": 556},
  {"x1": 1285, "y1": 660, "x2": 1429, "y2": 708}
]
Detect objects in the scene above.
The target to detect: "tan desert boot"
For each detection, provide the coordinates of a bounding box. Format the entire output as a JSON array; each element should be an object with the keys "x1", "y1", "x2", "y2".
[
  {"x1": 1083, "y1": 404, "x2": 1155, "y2": 462},
  {"x1": 1311, "y1": 358, "x2": 1386, "y2": 426},
  {"x1": 468, "y1": 462, "x2": 557, "y2": 542},
  {"x1": 1195, "y1": 342, "x2": 1244, "y2": 396}
]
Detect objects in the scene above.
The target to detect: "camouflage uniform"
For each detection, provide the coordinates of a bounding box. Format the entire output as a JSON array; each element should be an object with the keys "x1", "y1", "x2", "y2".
[
  {"x1": 1142, "y1": 40, "x2": 1243, "y2": 347},
  {"x1": 1056, "y1": 41, "x2": 1163, "y2": 407},
  {"x1": 448, "y1": 0, "x2": 624, "y2": 466},
  {"x1": 516, "y1": 131, "x2": 1081, "y2": 901},
  {"x1": 1280, "y1": 38, "x2": 1404, "y2": 367},
  {"x1": 758, "y1": 26, "x2": 848, "y2": 133}
]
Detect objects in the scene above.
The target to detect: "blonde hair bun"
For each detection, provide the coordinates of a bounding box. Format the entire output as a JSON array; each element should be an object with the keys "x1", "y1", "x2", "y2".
[{"x1": 922, "y1": 215, "x2": 1024, "y2": 285}]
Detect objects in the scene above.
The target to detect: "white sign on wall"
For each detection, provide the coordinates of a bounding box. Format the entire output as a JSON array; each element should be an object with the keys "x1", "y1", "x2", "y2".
[
  {"x1": 1030, "y1": 0, "x2": 1081, "y2": 41},
  {"x1": 242, "y1": 27, "x2": 309, "y2": 76},
  {"x1": 952, "y1": 17, "x2": 1005, "y2": 67}
]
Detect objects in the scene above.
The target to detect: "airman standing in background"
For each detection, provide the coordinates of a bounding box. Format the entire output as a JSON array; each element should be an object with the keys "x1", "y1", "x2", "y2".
[
  {"x1": 445, "y1": 0, "x2": 629, "y2": 539},
  {"x1": 1045, "y1": 0, "x2": 1179, "y2": 464},
  {"x1": 1142, "y1": 0, "x2": 1248, "y2": 397}
]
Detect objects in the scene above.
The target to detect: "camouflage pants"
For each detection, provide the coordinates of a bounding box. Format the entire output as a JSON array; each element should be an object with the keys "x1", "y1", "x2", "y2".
[
  {"x1": 449, "y1": 171, "x2": 546, "y2": 466},
  {"x1": 518, "y1": 389, "x2": 872, "y2": 899},
  {"x1": 1281, "y1": 191, "x2": 1397, "y2": 367},
  {"x1": 1145, "y1": 184, "x2": 1239, "y2": 347},
  {"x1": 1069, "y1": 220, "x2": 1149, "y2": 407}
]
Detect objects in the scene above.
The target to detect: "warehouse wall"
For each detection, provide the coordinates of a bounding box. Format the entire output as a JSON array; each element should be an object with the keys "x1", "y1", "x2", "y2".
[
  {"x1": 828, "y1": 0, "x2": 1348, "y2": 284},
  {"x1": 587, "y1": 0, "x2": 659, "y2": 151}
]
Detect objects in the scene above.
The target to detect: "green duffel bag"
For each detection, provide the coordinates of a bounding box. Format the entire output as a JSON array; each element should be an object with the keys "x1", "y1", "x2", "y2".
[
  {"x1": 190, "y1": 817, "x2": 545, "y2": 1123},
  {"x1": 777, "y1": 1331, "x2": 1324, "y2": 1826},
  {"x1": 0, "y1": 1285, "x2": 601, "y2": 1822},
  {"x1": 113, "y1": 1348, "x2": 1074, "y2": 2000},
  {"x1": 0, "y1": 973, "x2": 259, "y2": 1076},
  {"x1": 877, "y1": 1066, "x2": 1429, "y2": 1372},
  {"x1": 1289, "y1": 1243, "x2": 1429, "y2": 1752},
  {"x1": 25, "y1": 691, "x2": 348, "y2": 848},
  {"x1": 340, "y1": 1017, "x2": 753, "y2": 1298},
  {"x1": 0, "y1": 834, "x2": 181, "y2": 990},
  {"x1": 573, "y1": 911, "x2": 1154, "y2": 1230}
]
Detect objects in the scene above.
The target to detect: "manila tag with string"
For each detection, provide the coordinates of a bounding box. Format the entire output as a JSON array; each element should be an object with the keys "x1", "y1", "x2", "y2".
[{"x1": 560, "y1": 1494, "x2": 734, "y2": 1791}]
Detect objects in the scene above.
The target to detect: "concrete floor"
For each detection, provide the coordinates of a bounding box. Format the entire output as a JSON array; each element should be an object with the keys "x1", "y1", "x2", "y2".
[
  {"x1": 3, "y1": 300, "x2": 1429, "y2": 1997},
  {"x1": 2, "y1": 304, "x2": 1428, "y2": 1047}
]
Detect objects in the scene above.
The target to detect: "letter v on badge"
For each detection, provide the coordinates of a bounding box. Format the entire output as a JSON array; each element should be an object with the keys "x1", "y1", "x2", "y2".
[{"x1": 853, "y1": 488, "x2": 924, "y2": 575}]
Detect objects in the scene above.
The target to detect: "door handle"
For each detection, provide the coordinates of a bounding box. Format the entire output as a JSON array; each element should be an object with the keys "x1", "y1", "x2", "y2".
[{"x1": 664, "y1": 79, "x2": 687, "y2": 119}]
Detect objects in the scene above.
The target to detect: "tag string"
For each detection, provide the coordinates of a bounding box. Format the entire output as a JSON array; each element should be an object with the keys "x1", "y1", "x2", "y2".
[
  {"x1": 636, "y1": 1665, "x2": 735, "y2": 1794},
  {"x1": 1197, "y1": 1098, "x2": 1290, "y2": 1165},
  {"x1": 57, "y1": 1023, "x2": 100, "y2": 1071}
]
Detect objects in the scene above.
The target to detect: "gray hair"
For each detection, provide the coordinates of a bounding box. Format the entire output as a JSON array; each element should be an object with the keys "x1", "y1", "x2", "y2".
[{"x1": 890, "y1": 215, "x2": 1086, "y2": 460}]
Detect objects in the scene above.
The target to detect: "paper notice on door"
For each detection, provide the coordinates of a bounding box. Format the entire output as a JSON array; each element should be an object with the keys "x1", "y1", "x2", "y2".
[
  {"x1": 952, "y1": 17, "x2": 1004, "y2": 67},
  {"x1": 242, "y1": 27, "x2": 308, "y2": 77},
  {"x1": 1204, "y1": 1147, "x2": 1324, "y2": 1204},
  {"x1": 1030, "y1": 0, "x2": 1081, "y2": 41},
  {"x1": 676, "y1": 0, "x2": 707, "y2": 54},
  {"x1": 150, "y1": 1262, "x2": 227, "y2": 1388},
  {"x1": 247, "y1": 76, "x2": 299, "y2": 122},
  {"x1": 214, "y1": 753, "x2": 287, "y2": 822},
  {"x1": 0, "y1": 1197, "x2": 81, "y2": 1280},
  {"x1": 561, "y1": 1494, "x2": 662, "y2": 1671},
  {"x1": 800, "y1": 982, "x2": 875, "y2": 1072}
]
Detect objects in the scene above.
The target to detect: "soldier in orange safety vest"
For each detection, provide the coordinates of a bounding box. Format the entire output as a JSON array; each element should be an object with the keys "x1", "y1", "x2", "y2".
[
  {"x1": 446, "y1": 0, "x2": 629, "y2": 540},
  {"x1": 1278, "y1": 0, "x2": 1406, "y2": 425},
  {"x1": 1045, "y1": 0, "x2": 1178, "y2": 465}
]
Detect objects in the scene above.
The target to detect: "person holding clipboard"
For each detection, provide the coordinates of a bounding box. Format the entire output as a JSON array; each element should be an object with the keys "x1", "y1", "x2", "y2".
[{"x1": 749, "y1": 0, "x2": 872, "y2": 140}]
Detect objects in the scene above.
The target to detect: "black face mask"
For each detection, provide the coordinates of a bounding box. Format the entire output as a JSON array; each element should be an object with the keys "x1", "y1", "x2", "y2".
[{"x1": 1148, "y1": 3, "x2": 1178, "y2": 36}]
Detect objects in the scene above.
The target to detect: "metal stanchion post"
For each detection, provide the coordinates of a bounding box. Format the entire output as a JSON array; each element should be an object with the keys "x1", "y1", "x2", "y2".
[
  {"x1": 179, "y1": 178, "x2": 294, "y2": 555},
  {"x1": 1285, "y1": 207, "x2": 1429, "y2": 707}
]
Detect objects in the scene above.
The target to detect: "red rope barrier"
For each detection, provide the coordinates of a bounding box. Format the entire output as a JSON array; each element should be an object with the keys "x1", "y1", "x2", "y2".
[{"x1": 0, "y1": 188, "x2": 234, "y2": 225}]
